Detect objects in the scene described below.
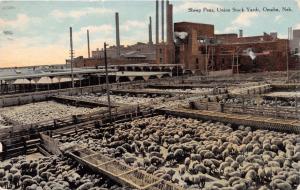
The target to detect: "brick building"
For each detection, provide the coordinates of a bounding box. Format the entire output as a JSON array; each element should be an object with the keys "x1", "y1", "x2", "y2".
[{"x1": 174, "y1": 22, "x2": 296, "y2": 73}]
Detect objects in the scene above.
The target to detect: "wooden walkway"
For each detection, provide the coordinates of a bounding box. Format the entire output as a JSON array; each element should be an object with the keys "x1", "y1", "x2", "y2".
[
  {"x1": 112, "y1": 89, "x2": 175, "y2": 96},
  {"x1": 50, "y1": 95, "x2": 120, "y2": 108},
  {"x1": 63, "y1": 145, "x2": 183, "y2": 190},
  {"x1": 159, "y1": 108, "x2": 300, "y2": 133}
]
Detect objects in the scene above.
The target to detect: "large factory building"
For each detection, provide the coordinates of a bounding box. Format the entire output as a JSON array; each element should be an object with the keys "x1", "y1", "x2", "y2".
[
  {"x1": 174, "y1": 22, "x2": 299, "y2": 73},
  {"x1": 68, "y1": 0, "x2": 299, "y2": 74}
]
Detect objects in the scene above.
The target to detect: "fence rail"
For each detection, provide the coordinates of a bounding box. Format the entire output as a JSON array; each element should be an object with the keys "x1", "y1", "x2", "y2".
[
  {"x1": 65, "y1": 145, "x2": 183, "y2": 190},
  {"x1": 190, "y1": 100, "x2": 299, "y2": 120}
]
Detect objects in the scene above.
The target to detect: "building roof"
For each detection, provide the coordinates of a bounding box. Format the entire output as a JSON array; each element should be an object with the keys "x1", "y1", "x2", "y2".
[{"x1": 121, "y1": 51, "x2": 147, "y2": 58}]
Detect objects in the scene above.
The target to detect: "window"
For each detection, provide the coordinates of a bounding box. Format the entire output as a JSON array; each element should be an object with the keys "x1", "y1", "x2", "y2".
[
  {"x1": 295, "y1": 48, "x2": 299, "y2": 54},
  {"x1": 160, "y1": 58, "x2": 163, "y2": 63},
  {"x1": 160, "y1": 48, "x2": 162, "y2": 54}
]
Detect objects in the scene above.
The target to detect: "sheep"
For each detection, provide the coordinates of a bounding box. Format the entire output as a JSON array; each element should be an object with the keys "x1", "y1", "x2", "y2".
[
  {"x1": 77, "y1": 182, "x2": 94, "y2": 190},
  {"x1": 258, "y1": 167, "x2": 266, "y2": 182},
  {"x1": 286, "y1": 174, "x2": 299, "y2": 186},
  {"x1": 174, "y1": 148, "x2": 185, "y2": 161},
  {"x1": 165, "y1": 152, "x2": 175, "y2": 165},
  {"x1": 236, "y1": 155, "x2": 245, "y2": 163},
  {"x1": 245, "y1": 169, "x2": 257, "y2": 182},
  {"x1": 191, "y1": 154, "x2": 201, "y2": 162},
  {"x1": 149, "y1": 151, "x2": 163, "y2": 158},
  {"x1": 12, "y1": 174, "x2": 20, "y2": 187},
  {"x1": 162, "y1": 173, "x2": 172, "y2": 181},
  {"x1": 203, "y1": 159, "x2": 214, "y2": 167},
  {"x1": 225, "y1": 157, "x2": 234, "y2": 163},
  {"x1": 22, "y1": 178, "x2": 36, "y2": 189},
  {"x1": 228, "y1": 176, "x2": 242, "y2": 186},
  {"x1": 274, "y1": 182, "x2": 292, "y2": 190},
  {"x1": 178, "y1": 165, "x2": 186, "y2": 175},
  {"x1": 166, "y1": 169, "x2": 176, "y2": 177},
  {"x1": 230, "y1": 161, "x2": 239, "y2": 169},
  {"x1": 203, "y1": 151, "x2": 214, "y2": 159},
  {"x1": 123, "y1": 155, "x2": 136, "y2": 165},
  {"x1": 150, "y1": 156, "x2": 164, "y2": 166},
  {"x1": 146, "y1": 165, "x2": 156, "y2": 174},
  {"x1": 258, "y1": 186, "x2": 270, "y2": 190},
  {"x1": 232, "y1": 182, "x2": 247, "y2": 190},
  {"x1": 193, "y1": 163, "x2": 207, "y2": 174},
  {"x1": 293, "y1": 152, "x2": 300, "y2": 161},
  {"x1": 224, "y1": 166, "x2": 235, "y2": 179},
  {"x1": 184, "y1": 157, "x2": 191, "y2": 166},
  {"x1": 0, "y1": 169, "x2": 5, "y2": 178},
  {"x1": 268, "y1": 161, "x2": 281, "y2": 168}
]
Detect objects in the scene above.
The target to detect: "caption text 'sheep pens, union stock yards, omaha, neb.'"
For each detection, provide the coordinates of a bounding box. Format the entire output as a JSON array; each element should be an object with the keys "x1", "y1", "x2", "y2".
[{"x1": 188, "y1": 6, "x2": 292, "y2": 13}]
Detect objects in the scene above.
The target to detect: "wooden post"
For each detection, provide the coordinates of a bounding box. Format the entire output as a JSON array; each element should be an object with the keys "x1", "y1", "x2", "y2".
[
  {"x1": 242, "y1": 96, "x2": 245, "y2": 113},
  {"x1": 220, "y1": 102, "x2": 224, "y2": 113},
  {"x1": 296, "y1": 96, "x2": 298, "y2": 119},
  {"x1": 275, "y1": 97, "x2": 278, "y2": 118},
  {"x1": 104, "y1": 42, "x2": 112, "y2": 123},
  {"x1": 206, "y1": 99, "x2": 209, "y2": 110}
]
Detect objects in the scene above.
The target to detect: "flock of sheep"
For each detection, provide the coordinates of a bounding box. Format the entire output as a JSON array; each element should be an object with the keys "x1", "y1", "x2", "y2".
[
  {"x1": 57, "y1": 115, "x2": 300, "y2": 190},
  {"x1": 73, "y1": 94, "x2": 168, "y2": 106},
  {"x1": 0, "y1": 155, "x2": 131, "y2": 190},
  {"x1": 146, "y1": 88, "x2": 213, "y2": 94},
  {"x1": 220, "y1": 98, "x2": 297, "y2": 107},
  {"x1": 0, "y1": 101, "x2": 105, "y2": 125},
  {"x1": 0, "y1": 115, "x2": 11, "y2": 129}
]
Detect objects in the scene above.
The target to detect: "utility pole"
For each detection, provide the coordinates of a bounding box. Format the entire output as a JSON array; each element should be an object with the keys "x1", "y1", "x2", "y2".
[
  {"x1": 205, "y1": 38, "x2": 208, "y2": 75},
  {"x1": 69, "y1": 27, "x2": 75, "y2": 88},
  {"x1": 237, "y1": 51, "x2": 239, "y2": 75},
  {"x1": 231, "y1": 51, "x2": 235, "y2": 74},
  {"x1": 104, "y1": 42, "x2": 112, "y2": 122},
  {"x1": 286, "y1": 27, "x2": 290, "y2": 82},
  {"x1": 176, "y1": 64, "x2": 179, "y2": 78}
]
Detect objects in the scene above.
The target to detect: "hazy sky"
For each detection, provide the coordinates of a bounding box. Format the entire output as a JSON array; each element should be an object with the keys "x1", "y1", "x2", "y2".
[{"x1": 0, "y1": 0, "x2": 300, "y2": 67}]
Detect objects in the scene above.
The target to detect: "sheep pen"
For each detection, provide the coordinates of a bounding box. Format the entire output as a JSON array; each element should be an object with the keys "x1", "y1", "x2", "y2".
[
  {"x1": 54, "y1": 115, "x2": 300, "y2": 190},
  {"x1": 0, "y1": 154, "x2": 132, "y2": 190}
]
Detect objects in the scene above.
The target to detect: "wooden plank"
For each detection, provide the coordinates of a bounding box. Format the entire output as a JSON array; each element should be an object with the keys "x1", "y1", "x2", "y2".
[
  {"x1": 117, "y1": 168, "x2": 139, "y2": 177},
  {"x1": 140, "y1": 179, "x2": 163, "y2": 190}
]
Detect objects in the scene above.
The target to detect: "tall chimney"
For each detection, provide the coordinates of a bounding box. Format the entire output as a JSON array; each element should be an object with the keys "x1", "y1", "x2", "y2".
[
  {"x1": 239, "y1": 29, "x2": 243, "y2": 38},
  {"x1": 167, "y1": 1, "x2": 173, "y2": 45},
  {"x1": 161, "y1": 0, "x2": 164, "y2": 42},
  {"x1": 149, "y1": 16, "x2": 153, "y2": 45},
  {"x1": 87, "y1": 30, "x2": 90, "y2": 58},
  {"x1": 156, "y1": 0, "x2": 159, "y2": 44},
  {"x1": 115, "y1": 12, "x2": 120, "y2": 57}
]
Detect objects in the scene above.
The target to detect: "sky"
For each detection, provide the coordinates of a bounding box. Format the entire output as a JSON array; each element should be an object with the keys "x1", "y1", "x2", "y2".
[{"x1": 0, "y1": 0, "x2": 300, "y2": 68}]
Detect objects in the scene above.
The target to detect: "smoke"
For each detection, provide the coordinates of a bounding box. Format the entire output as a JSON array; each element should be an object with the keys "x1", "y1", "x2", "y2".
[
  {"x1": 1, "y1": 6, "x2": 15, "y2": 10},
  {"x1": 3, "y1": 30, "x2": 14, "y2": 35}
]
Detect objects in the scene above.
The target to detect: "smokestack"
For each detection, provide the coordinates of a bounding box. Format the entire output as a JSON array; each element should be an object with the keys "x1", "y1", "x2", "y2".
[
  {"x1": 115, "y1": 12, "x2": 120, "y2": 57},
  {"x1": 149, "y1": 17, "x2": 153, "y2": 45},
  {"x1": 167, "y1": 1, "x2": 173, "y2": 45},
  {"x1": 87, "y1": 30, "x2": 90, "y2": 58},
  {"x1": 156, "y1": 0, "x2": 159, "y2": 44},
  {"x1": 161, "y1": 0, "x2": 164, "y2": 42},
  {"x1": 69, "y1": 27, "x2": 74, "y2": 88},
  {"x1": 239, "y1": 29, "x2": 243, "y2": 38}
]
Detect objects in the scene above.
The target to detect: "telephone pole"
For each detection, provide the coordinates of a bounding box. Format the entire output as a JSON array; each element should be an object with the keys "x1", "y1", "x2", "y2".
[
  {"x1": 286, "y1": 27, "x2": 291, "y2": 81},
  {"x1": 104, "y1": 42, "x2": 112, "y2": 122},
  {"x1": 69, "y1": 27, "x2": 74, "y2": 88}
]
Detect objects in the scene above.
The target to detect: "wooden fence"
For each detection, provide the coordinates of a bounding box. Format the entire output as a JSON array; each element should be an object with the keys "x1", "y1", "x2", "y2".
[{"x1": 190, "y1": 100, "x2": 299, "y2": 120}]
